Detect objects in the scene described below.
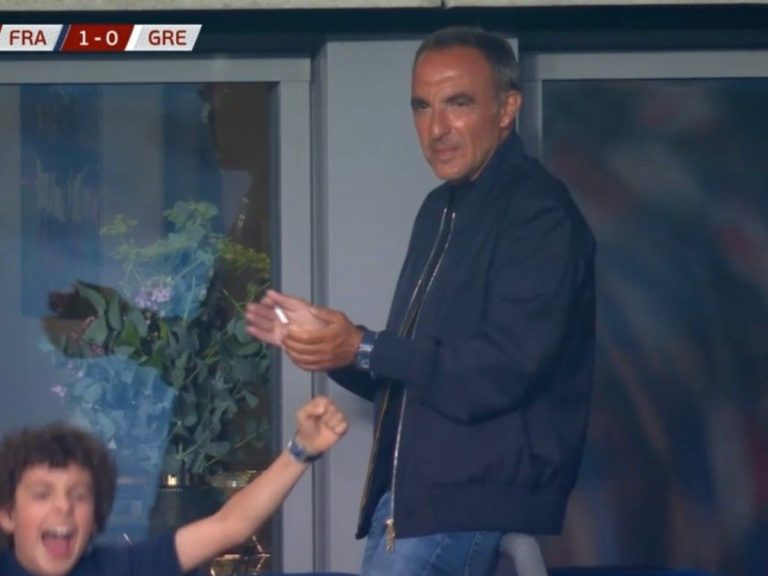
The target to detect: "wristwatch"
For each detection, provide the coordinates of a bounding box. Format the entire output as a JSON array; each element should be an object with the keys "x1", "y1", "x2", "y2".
[
  {"x1": 287, "y1": 436, "x2": 322, "y2": 463},
  {"x1": 355, "y1": 328, "x2": 378, "y2": 373}
]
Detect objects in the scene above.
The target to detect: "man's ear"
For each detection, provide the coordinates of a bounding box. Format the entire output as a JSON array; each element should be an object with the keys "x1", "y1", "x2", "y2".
[
  {"x1": 0, "y1": 506, "x2": 15, "y2": 534},
  {"x1": 499, "y1": 90, "x2": 523, "y2": 131}
]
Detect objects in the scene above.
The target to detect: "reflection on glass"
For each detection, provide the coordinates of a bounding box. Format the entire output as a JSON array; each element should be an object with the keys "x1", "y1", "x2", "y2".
[
  {"x1": 20, "y1": 86, "x2": 102, "y2": 316},
  {"x1": 540, "y1": 79, "x2": 768, "y2": 576},
  {"x1": 0, "y1": 82, "x2": 276, "y2": 569},
  {"x1": 208, "y1": 470, "x2": 270, "y2": 575}
]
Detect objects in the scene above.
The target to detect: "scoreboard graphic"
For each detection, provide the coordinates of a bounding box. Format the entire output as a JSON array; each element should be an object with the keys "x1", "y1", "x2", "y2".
[{"x1": 0, "y1": 24, "x2": 201, "y2": 52}]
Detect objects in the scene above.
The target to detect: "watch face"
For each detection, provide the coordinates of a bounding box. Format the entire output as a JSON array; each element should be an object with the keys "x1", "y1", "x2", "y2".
[{"x1": 356, "y1": 330, "x2": 376, "y2": 371}]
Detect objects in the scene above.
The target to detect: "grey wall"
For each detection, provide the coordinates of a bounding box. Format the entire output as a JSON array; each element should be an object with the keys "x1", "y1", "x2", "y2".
[{"x1": 313, "y1": 38, "x2": 440, "y2": 572}]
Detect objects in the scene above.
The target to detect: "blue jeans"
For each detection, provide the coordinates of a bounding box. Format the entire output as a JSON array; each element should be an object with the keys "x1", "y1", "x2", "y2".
[{"x1": 361, "y1": 492, "x2": 503, "y2": 576}]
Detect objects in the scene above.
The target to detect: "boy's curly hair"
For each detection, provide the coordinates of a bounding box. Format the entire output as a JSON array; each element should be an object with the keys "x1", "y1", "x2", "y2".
[{"x1": 0, "y1": 423, "x2": 117, "y2": 538}]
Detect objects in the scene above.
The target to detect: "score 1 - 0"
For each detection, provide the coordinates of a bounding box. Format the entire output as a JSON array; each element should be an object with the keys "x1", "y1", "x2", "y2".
[{"x1": 61, "y1": 24, "x2": 133, "y2": 52}]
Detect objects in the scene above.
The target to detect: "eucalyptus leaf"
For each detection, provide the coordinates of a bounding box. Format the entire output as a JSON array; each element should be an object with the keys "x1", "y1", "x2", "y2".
[
  {"x1": 170, "y1": 368, "x2": 185, "y2": 390},
  {"x1": 83, "y1": 315, "x2": 108, "y2": 346},
  {"x1": 234, "y1": 340, "x2": 261, "y2": 357},
  {"x1": 76, "y1": 282, "x2": 107, "y2": 314},
  {"x1": 114, "y1": 322, "x2": 140, "y2": 348},
  {"x1": 126, "y1": 308, "x2": 148, "y2": 338},
  {"x1": 107, "y1": 296, "x2": 123, "y2": 331},
  {"x1": 233, "y1": 357, "x2": 257, "y2": 382},
  {"x1": 242, "y1": 390, "x2": 260, "y2": 409},
  {"x1": 231, "y1": 317, "x2": 251, "y2": 343},
  {"x1": 143, "y1": 347, "x2": 164, "y2": 370},
  {"x1": 183, "y1": 411, "x2": 198, "y2": 427}
]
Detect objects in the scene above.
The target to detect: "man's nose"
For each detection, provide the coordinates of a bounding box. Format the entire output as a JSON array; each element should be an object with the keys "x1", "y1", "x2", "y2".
[{"x1": 429, "y1": 108, "x2": 449, "y2": 139}]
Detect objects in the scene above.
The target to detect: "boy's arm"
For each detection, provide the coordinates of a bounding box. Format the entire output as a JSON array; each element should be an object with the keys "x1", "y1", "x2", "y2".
[{"x1": 173, "y1": 396, "x2": 347, "y2": 572}]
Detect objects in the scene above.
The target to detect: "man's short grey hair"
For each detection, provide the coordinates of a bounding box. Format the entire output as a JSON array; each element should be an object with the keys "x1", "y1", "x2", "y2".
[{"x1": 414, "y1": 26, "x2": 520, "y2": 95}]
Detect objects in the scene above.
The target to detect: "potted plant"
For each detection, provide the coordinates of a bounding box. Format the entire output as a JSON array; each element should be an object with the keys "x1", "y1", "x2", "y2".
[{"x1": 43, "y1": 201, "x2": 272, "y2": 492}]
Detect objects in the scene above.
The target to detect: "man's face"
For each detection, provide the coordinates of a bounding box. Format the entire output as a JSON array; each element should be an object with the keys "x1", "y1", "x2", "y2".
[
  {"x1": 411, "y1": 46, "x2": 521, "y2": 183},
  {"x1": 0, "y1": 464, "x2": 96, "y2": 576}
]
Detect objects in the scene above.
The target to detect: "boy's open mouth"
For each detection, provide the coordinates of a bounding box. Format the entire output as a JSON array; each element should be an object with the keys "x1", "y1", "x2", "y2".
[{"x1": 41, "y1": 526, "x2": 75, "y2": 559}]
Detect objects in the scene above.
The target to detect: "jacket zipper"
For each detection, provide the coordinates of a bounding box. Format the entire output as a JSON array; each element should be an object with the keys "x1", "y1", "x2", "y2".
[
  {"x1": 386, "y1": 207, "x2": 456, "y2": 551},
  {"x1": 356, "y1": 386, "x2": 390, "y2": 534},
  {"x1": 356, "y1": 204, "x2": 452, "y2": 536}
]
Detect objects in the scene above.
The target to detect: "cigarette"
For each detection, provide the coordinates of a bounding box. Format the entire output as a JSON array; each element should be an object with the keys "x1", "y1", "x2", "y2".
[{"x1": 274, "y1": 306, "x2": 289, "y2": 324}]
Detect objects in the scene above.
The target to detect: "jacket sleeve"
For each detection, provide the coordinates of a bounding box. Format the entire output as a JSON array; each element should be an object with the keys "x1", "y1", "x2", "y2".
[
  {"x1": 369, "y1": 186, "x2": 594, "y2": 424},
  {"x1": 327, "y1": 365, "x2": 377, "y2": 402}
]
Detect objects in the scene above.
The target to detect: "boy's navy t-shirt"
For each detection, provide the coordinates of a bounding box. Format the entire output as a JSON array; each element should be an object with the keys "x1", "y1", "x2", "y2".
[{"x1": 0, "y1": 531, "x2": 184, "y2": 576}]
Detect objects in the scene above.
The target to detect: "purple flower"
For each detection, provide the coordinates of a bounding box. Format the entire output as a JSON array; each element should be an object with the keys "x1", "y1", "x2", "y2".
[
  {"x1": 133, "y1": 277, "x2": 173, "y2": 312},
  {"x1": 50, "y1": 385, "x2": 67, "y2": 399}
]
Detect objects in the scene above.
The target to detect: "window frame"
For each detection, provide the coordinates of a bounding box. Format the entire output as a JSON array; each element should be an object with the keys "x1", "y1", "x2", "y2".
[
  {"x1": 0, "y1": 55, "x2": 315, "y2": 573},
  {"x1": 519, "y1": 49, "x2": 768, "y2": 157}
]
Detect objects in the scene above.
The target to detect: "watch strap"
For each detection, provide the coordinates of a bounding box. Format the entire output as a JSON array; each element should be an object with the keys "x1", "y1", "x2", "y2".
[
  {"x1": 355, "y1": 328, "x2": 378, "y2": 373},
  {"x1": 287, "y1": 436, "x2": 322, "y2": 463}
]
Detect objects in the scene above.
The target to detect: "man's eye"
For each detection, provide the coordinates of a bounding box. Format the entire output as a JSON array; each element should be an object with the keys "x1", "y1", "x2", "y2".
[
  {"x1": 72, "y1": 491, "x2": 91, "y2": 503},
  {"x1": 30, "y1": 491, "x2": 49, "y2": 500}
]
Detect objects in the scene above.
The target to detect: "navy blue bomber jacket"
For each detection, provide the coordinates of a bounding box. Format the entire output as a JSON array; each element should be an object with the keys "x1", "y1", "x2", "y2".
[{"x1": 330, "y1": 132, "x2": 596, "y2": 540}]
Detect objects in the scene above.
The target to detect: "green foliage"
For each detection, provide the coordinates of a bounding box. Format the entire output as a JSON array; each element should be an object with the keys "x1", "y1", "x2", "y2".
[{"x1": 48, "y1": 201, "x2": 271, "y2": 479}]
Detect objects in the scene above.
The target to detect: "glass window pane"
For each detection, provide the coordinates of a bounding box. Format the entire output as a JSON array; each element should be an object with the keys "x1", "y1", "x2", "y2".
[
  {"x1": 540, "y1": 79, "x2": 768, "y2": 576},
  {"x1": 0, "y1": 82, "x2": 276, "y2": 570}
]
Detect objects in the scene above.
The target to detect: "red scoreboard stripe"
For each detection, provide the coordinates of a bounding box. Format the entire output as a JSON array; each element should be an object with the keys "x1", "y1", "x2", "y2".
[{"x1": 60, "y1": 24, "x2": 134, "y2": 52}]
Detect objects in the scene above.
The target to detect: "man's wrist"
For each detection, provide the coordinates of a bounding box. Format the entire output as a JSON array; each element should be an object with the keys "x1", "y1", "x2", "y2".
[{"x1": 354, "y1": 328, "x2": 378, "y2": 374}]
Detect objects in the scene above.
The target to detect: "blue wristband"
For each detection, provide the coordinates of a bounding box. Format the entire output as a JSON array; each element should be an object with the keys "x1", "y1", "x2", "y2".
[{"x1": 287, "y1": 436, "x2": 321, "y2": 463}]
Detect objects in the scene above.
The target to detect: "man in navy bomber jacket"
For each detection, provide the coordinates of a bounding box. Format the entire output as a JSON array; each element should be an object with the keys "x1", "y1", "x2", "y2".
[{"x1": 246, "y1": 26, "x2": 596, "y2": 576}]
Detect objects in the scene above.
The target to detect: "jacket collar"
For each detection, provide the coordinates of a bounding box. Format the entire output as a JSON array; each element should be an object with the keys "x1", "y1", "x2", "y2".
[{"x1": 446, "y1": 131, "x2": 527, "y2": 229}]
